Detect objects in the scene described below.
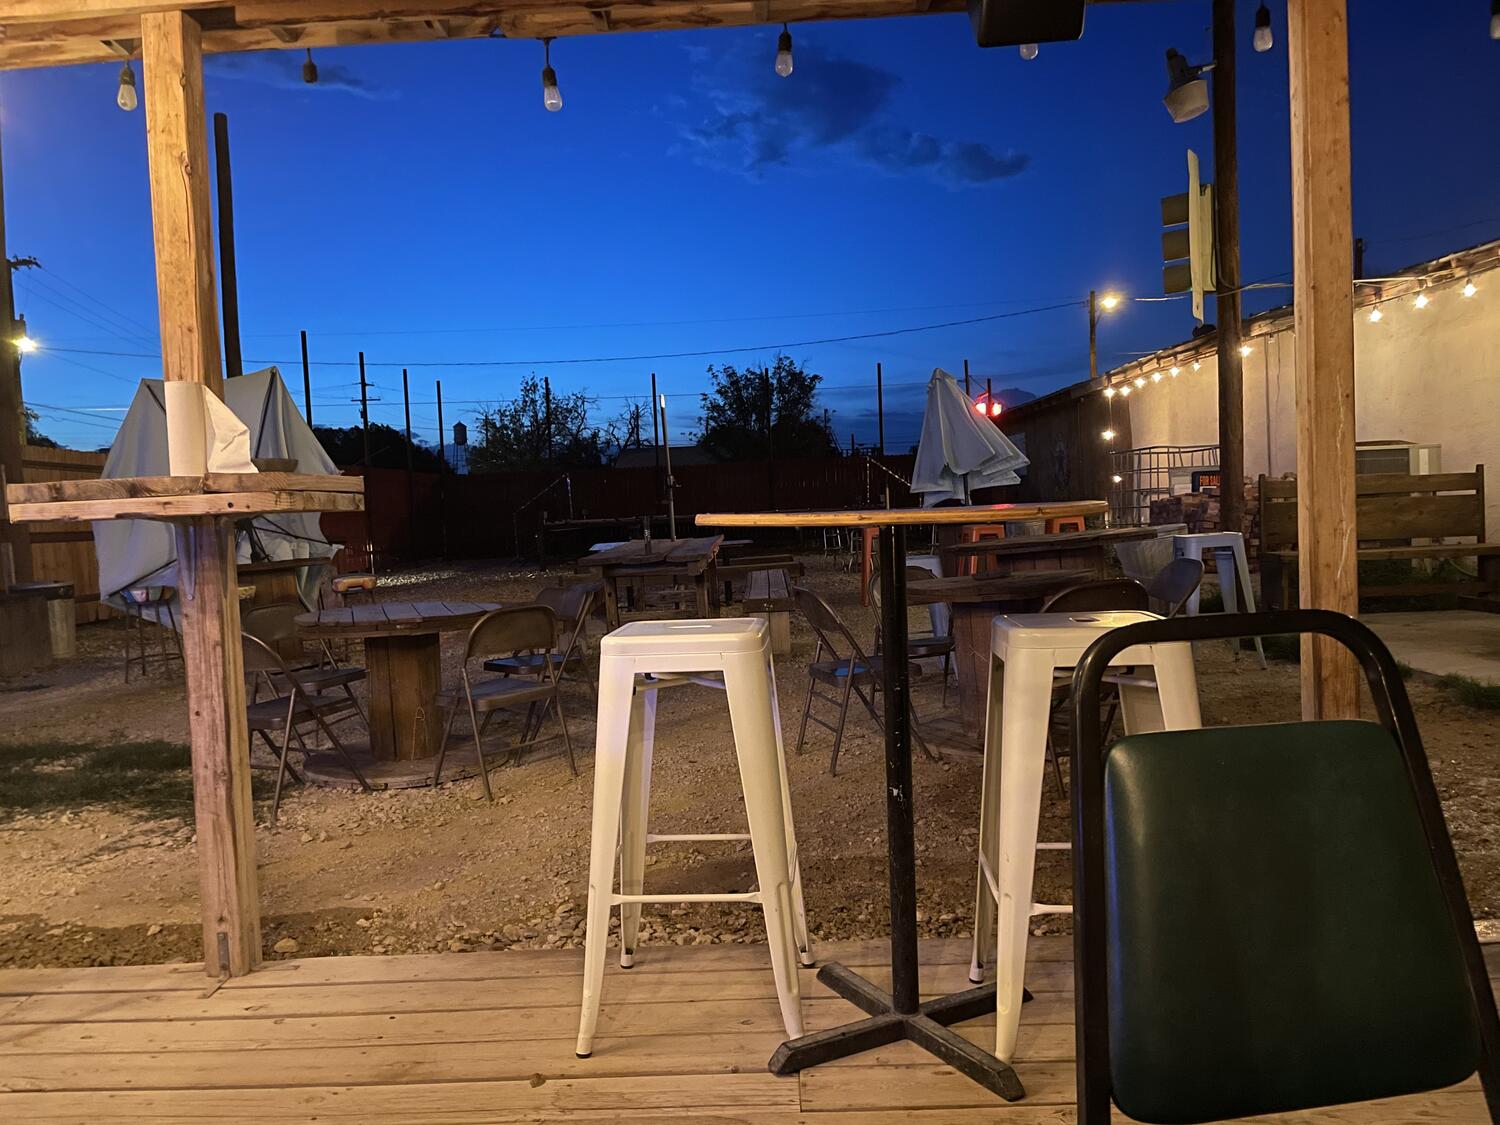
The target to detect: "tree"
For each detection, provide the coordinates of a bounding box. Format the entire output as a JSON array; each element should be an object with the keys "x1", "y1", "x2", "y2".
[
  {"x1": 696, "y1": 355, "x2": 838, "y2": 461},
  {"x1": 23, "y1": 407, "x2": 57, "y2": 448},
  {"x1": 313, "y1": 423, "x2": 442, "y2": 471},
  {"x1": 610, "y1": 399, "x2": 649, "y2": 452},
  {"x1": 468, "y1": 375, "x2": 609, "y2": 473}
]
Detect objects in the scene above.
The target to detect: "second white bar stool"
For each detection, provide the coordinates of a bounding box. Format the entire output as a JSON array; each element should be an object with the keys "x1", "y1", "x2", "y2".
[
  {"x1": 576, "y1": 618, "x2": 813, "y2": 1058},
  {"x1": 969, "y1": 610, "x2": 1203, "y2": 1062}
]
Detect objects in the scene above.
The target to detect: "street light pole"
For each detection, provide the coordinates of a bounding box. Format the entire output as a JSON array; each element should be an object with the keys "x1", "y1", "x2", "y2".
[
  {"x1": 1213, "y1": 0, "x2": 1246, "y2": 541},
  {"x1": 1088, "y1": 289, "x2": 1120, "y2": 382}
]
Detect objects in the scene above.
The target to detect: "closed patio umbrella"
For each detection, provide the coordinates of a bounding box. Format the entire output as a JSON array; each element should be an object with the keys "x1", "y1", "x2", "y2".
[{"x1": 910, "y1": 368, "x2": 1029, "y2": 507}]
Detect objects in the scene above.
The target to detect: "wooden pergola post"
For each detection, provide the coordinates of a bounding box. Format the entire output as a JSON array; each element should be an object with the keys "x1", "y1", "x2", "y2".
[
  {"x1": 142, "y1": 8, "x2": 261, "y2": 976},
  {"x1": 1287, "y1": 0, "x2": 1360, "y2": 719}
]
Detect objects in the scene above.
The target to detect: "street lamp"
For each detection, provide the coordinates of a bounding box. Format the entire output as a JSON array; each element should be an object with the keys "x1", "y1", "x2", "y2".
[{"x1": 1089, "y1": 289, "x2": 1122, "y2": 381}]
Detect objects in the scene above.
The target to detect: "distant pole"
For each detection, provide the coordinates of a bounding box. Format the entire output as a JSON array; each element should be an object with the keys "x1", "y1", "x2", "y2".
[
  {"x1": 402, "y1": 367, "x2": 415, "y2": 563},
  {"x1": 436, "y1": 379, "x2": 449, "y2": 561},
  {"x1": 659, "y1": 394, "x2": 677, "y2": 540},
  {"x1": 987, "y1": 377, "x2": 993, "y2": 417},
  {"x1": 650, "y1": 371, "x2": 661, "y2": 509},
  {"x1": 299, "y1": 330, "x2": 312, "y2": 424},
  {"x1": 876, "y1": 362, "x2": 886, "y2": 454},
  {"x1": 963, "y1": 358, "x2": 971, "y2": 398},
  {"x1": 543, "y1": 376, "x2": 553, "y2": 465},
  {"x1": 212, "y1": 113, "x2": 243, "y2": 379},
  {"x1": 1213, "y1": 0, "x2": 1246, "y2": 541},
  {"x1": 1088, "y1": 289, "x2": 1100, "y2": 382},
  {"x1": 358, "y1": 352, "x2": 371, "y2": 467}
]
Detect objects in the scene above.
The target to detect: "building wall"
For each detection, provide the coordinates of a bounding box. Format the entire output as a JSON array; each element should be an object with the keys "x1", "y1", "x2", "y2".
[{"x1": 1126, "y1": 266, "x2": 1500, "y2": 527}]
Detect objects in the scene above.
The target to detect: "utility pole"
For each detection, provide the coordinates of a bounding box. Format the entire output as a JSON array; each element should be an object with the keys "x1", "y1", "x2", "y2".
[
  {"x1": 211, "y1": 113, "x2": 243, "y2": 379},
  {"x1": 0, "y1": 116, "x2": 33, "y2": 585},
  {"x1": 436, "y1": 379, "x2": 449, "y2": 560},
  {"x1": 963, "y1": 358, "x2": 971, "y2": 398},
  {"x1": 402, "y1": 367, "x2": 415, "y2": 563},
  {"x1": 658, "y1": 394, "x2": 677, "y2": 540},
  {"x1": 876, "y1": 362, "x2": 886, "y2": 454},
  {"x1": 649, "y1": 371, "x2": 661, "y2": 510},
  {"x1": 358, "y1": 351, "x2": 371, "y2": 468},
  {"x1": 543, "y1": 375, "x2": 553, "y2": 465},
  {"x1": 299, "y1": 330, "x2": 312, "y2": 423},
  {"x1": 1213, "y1": 0, "x2": 1246, "y2": 540},
  {"x1": 1088, "y1": 290, "x2": 1101, "y2": 381}
]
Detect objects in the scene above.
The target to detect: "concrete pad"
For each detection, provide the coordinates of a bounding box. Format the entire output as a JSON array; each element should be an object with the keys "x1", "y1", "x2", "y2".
[{"x1": 1365, "y1": 610, "x2": 1500, "y2": 685}]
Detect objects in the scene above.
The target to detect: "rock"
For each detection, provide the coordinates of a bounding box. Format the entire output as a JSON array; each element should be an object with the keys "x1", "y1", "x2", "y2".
[
  {"x1": 273, "y1": 937, "x2": 300, "y2": 954},
  {"x1": 299, "y1": 833, "x2": 314, "y2": 844},
  {"x1": 146, "y1": 923, "x2": 163, "y2": 937}
]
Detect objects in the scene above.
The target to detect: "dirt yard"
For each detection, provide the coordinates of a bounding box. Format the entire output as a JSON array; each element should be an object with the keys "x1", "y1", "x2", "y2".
[{"x1": 2, "y1": 553, "x2": 1497, "y2": 969}]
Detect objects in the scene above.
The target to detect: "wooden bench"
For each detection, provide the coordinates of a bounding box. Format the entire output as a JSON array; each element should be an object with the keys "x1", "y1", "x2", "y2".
[
  {"x1": 1259, "y1": 467, "x2": 1500, "y2": 609},
  {"x1": 743, "y1": 568, "x2": 794, "y2": 656},
  {"x1": 715, "y1": 555, "x2": 806, "y2": 605}
]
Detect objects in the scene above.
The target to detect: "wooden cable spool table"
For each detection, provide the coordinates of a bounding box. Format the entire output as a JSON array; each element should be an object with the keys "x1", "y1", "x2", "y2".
[
  {"x1": 697, "y1": 500, "x2": 1106, "y2": 1103},
  {"x1": 296, "y1": 601, "x2": 499, "y2": 761}
]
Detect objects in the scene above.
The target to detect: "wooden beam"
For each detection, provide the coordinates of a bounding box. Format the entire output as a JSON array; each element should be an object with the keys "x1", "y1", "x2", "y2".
[
  {"x1": 141, "y1": 9, "x2": 261, "y2": 978},
  {"x1": 1287, "y1": 0, "x2": 1359, "y2": 719},
  {"x1": 268, "y1": 25, "x2": 303, "y2": 43}
]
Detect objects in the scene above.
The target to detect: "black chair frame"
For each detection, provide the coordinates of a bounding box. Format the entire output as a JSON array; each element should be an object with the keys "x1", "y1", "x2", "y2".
[{"x1": 1068, "y1": 609, "x2": 1500, "y2": 1124}]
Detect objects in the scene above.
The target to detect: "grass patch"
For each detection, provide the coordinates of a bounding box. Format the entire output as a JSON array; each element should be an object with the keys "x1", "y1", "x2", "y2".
[
  {"x1": 1433, "y1": 673, "x2": 1500, "y2": 710},
  {"x1": 0, "y1": 739, "x2": 271, "y2": 823}
]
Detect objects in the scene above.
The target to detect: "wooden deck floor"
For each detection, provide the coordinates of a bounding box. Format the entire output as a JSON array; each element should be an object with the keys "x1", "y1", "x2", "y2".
[{"x1": 0, "y1": 937, "x2": 1494, "y2": 1123}]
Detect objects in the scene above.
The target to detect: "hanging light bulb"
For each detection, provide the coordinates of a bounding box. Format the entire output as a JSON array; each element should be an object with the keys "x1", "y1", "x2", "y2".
[
  {"x1": 1239, "y1": 343, "x2": 1252, "y2": 357},
  {"x1": 541, "y1": 38, "x2": 563, "y2": 112},
  {"x1": 116, "y1": 61, "x2": 138, "y2": 111},
  {"x1": 302, "y1": 48, "x2": 318, "y2": 85},
  {"x1": 1019, "y1": 42, "x2": 1039, "y2": 61},
  {"x1": 1111, "y1": 473, "x2": 1124, "y2": 484},
  {"x1": 1369, "y1": 306, "x2": 1384, "y2": 322},
  {"x1": 1133, "y1": 376, "x2": 1147, "y2": 389},
  {"x1": 1414, "y1": 290, "x2": 1430, "y2": 309},
  {"x1": 1253, "y1": 3, "x2": 1274, "y2": 52},
  {"x1": 1120, "y1": 385, "x2": 1132, "y2": 397},
  {"x1": 1463, "y1": 279, "x2": 1478, "y2": 298},
  {"x1": 1192, "y1": 360, "x2": 1202, "y2": 371},
  {"x1": 1103, "y1": 386, "x2": 1116, "y2": 399},
  {"x1": 1101, "y1": 428, "x2": 1116, "y2": 442},
  {"x1": 1151, "y1": 370, "x2": 1163, "y2": 383},
  {"x1": 1169, "y1": 365, "x2": 1181, "y2": 377},
  {"x1": 775, "y1": 23, "x2": 794, "y2": 78}
]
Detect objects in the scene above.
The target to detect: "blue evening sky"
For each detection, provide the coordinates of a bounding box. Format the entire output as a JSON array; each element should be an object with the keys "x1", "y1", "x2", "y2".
[{"x1": 3, "y1": 1, "x2": 1496, "y2": 452}]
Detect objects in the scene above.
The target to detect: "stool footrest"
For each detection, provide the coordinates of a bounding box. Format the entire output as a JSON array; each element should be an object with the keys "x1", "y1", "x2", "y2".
[
  {"x1": 612, "y1": 891, "x2": 760, "y2": 905},
  {"x1": 646, "y1": 832, "x2": 752, "y2": 843},
  {"x1": 1030, "y1": 903, "x2": 1073, "y2": 917}
]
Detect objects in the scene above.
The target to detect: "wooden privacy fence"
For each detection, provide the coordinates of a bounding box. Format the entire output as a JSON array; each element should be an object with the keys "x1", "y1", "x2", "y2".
[{"x1": 19, "y1": 445, "x2": 112, "y2": 622}]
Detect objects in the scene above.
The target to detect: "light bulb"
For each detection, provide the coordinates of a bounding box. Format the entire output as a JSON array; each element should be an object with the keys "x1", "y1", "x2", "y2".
[
  {"x1": 1133, "y1": 376, "x2": 1146, "y2": 389},
  {"x1": 1192, "y1": 360, "x2": 1202, "y2": 371},
  {"x1": 1369, "y1": 306, "x2": 1384, "y2": 322},
  {"x1": 1151, "y1": 371, "x2": 1163, "y2": 383},
  {"x1": 1111, "y1": 474, "x2": 1123, "y2": 484},
  {"x1": 541, "y1": 39, "x2": 562, "y2": 111},
  {"x1": 775, "y1": 24, "x2": 794, "y2": 78},
  {"x1": 1120, "y1": 385, "x2": 1131, "y2": 397},
  {"x1": 14, "y1": 335, "x2": 38, "y2": 354},
  {"x1": 1103, "y1": 387, "x2": 1116, "y2": 399},
  {"x1": 990, "y1": 402, "x2": 1002, "y2": 416},
  {"x1": 1101, "y1": 429, "x2": 1116, "y2": 441},
  {"x1": 1019, "y1": 42, "x2": 1038, "y2": 61},
  {"x1": 974, "y1": 401, "x2": 986, "y2": 414},
  {"x1": 1414, "y1": 291, "x2": 1429, "y2": 309},
  {"x1": 1239, "y1": 344, "x2": 1252, "y2": 357},
  {"x1": 1100, "y1": 293, "x2": 1121, "y2": 310},
  {"x1": 1463, "y1": 280, "x2": 1477, "y2": 298},
  {"x1": 116, "y1": 61, "x2": 138, "y2": 111},
  {"x1": 302, "y1": 48, "x2": 318, "y2": 84},
  {"x1": 1253, "y1": 3, "x2": 1273, "y2": 52},
  {"x1": 1169, "y1": 365, "x2": 1180, "y2": 377}
]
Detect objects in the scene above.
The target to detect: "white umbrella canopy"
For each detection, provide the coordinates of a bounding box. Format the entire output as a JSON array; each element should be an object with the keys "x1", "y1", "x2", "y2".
[{"x1": 910, "y1": 368, "x2": 1029, "y2": 507}]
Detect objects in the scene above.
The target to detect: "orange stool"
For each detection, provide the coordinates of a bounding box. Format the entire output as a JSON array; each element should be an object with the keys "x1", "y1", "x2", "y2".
[
  {"x1": 331, "y1": 573, "x2": 378, "y2": 605},
  {"x1": 1045, "y1": 516, "x2": 1085, "y2": 534},
  {"x1": 960, "y1": 524, "x2": 1006, "y2": 575}
]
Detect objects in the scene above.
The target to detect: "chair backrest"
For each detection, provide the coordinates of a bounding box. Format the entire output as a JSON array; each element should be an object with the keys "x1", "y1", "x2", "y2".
[
  {"x1": 241, "y1": 602, "x2": 305, "y2": 648},
  {"x1": 1040, "y1": 578, "x2": 1148, "y2": 614},
  {"x1": 792, "y1": 585, "x2": 867, "y2": 664},
  {"x1": 1068, "y1": 610, "x2": 1500, "y2": 1124},
  {"x1": 241, "y1": 630, "x2": 291, "y2": 678},
  {"x1": 867, "y1": 566, "x2": 938, "y2": 611},
  {"x1": 465, "y1": 606, "x2": 558, "y2": 665},
  {"x1": 1259, "y1": 466, "x2": 1488, "y2": 552},
  {"x1": 1144, "y1": 556, "x2": 1204, "y2": 618}
]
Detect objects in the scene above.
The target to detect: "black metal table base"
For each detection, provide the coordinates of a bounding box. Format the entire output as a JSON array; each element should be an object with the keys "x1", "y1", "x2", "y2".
[{"x1": 768, "y1": 963, "x2": 1026, "y2": 1101}]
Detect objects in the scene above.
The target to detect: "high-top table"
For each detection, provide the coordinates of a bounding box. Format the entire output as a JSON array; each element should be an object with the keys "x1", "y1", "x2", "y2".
[{"x1": 697, "y1": 500, "x2": 1107, "y2": 1102}]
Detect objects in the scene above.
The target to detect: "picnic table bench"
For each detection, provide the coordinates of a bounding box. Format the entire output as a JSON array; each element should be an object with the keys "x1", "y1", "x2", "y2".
[
  {"x1": 1259, "y1": 467, "x2": 1500, "y2": 609},
  {"x1": 578, "y1": 536, "x2": 724, "y2": 628},
  {"x1": 742, "y1": 567, "x2": 795, "y2": 655}
]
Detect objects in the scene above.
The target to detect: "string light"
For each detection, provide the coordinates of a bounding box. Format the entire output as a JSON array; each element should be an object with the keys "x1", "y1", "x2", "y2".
[
  {"x1": 1238, "y1": 343, "x2": 1252, "y2": 357},
  {"x1": 302, "y1": 48, "x2": 318, "y2": 84},
  {"x1": 1019, "y1": 42, "x2": 1039, "y2": 60},
  {"x1": 116, "y1": 61, "x2": 137, "y2": 111},
  {"x1": 775, "y1": 23, "x2": 794, "y2": 77},
  {"x1": 1192, "y1": 360, "x2": 1201, "y2": 371},
  {"x1": 1111, "y1": 474, "x2": 1123, "y2": 484},
  {"x1": 1369, "y1": 306, "x2": 1383, "y2": 322},
  {"x1": 1253, "y1": 3, "x2": 1274, "y2": 52},
  {"x1": 1103, "y1": 386, "x2": 1116, "y2": 398},
  {"x1": 1463, "y1": 279, "x2": 1478, "y2": 298},
  {"x1": 1151, "y1": 370, "x2": 1163, "y2": 382},
  {"x1": 1133, "y1": 376, "x2": 1146, "y2": 389},
  {"x1": 1169, "y1": 365, "x2": 1180, "y2": 377},
  {"x1": 1414, "y1": 290, "x2": 1430, "y2": 309},
  {"x1": 1120, "y1": 385, "x2": 1131, "y2": 397},
  {"x1": 1101, "y1": 428, "x2": 1116, "y2": 441},
  {"x1": 541, "y1": 38, "x2": 563, "y2": 112}
]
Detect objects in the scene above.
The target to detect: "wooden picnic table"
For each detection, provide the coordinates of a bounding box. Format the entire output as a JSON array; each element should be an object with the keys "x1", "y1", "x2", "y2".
[
  {"x1": 938, "y1": 525, "x2": 1156, "y2": 575},
  {"x1": 296, "y1": 601, "x2": 499, "y2": 761},
  {"x1": 578, "y1": 535, "x2": 724, "y2": 628}
]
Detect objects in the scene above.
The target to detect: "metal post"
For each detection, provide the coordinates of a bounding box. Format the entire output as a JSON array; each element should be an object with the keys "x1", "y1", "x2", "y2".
[
  {"x1": 963, "y1": 358, "x2": 971, "y2": 398},
  {"x1": 358, "y1": 351, "x2": 372, "y2": 572},
  {"x1": 876, "y1": 525, "x2": 917, "y2": 1011},
  {"x1": 659, "y1": 394, "x2": 677, "y2": 540},
  {"x1": 543, "y1": 376, "x2": 553, "y2": 466},
  {"x1": 212, "y1": 112, "x2": 243, "y2": 380},
  {"x1": 402, "y1": 367, "x2": 415, "y2": 564},
  {"x1": 876, "y1": 362, "x2": 889, "y2": 508},
  {"x1": 436, "y1": 379, "x2": 449, "y2": 561},
  {"x1": 1213, "y1": 0, "x2": 1246, "y2": 541},
  {"x1": 299, "y1": 330, "x2": 312, "y2": 424},
  {"x1": 650, "y1": 371, "x2": 661, "y2": 508}
]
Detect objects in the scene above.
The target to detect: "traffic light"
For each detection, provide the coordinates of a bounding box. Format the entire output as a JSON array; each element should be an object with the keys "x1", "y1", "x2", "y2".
[{"x1": 1161, "y1": 149, "x2": 1216, "y2": 323}]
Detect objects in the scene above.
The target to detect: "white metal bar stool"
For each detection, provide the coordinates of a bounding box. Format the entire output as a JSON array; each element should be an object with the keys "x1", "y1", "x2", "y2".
[
  {"x1": 968, "y1": 610, "x2": 1203, "y2": 1063},
  {"x1": 1173, "y1": 530, "x2": 1267, "y2": 667},
  {"x1": 576, "y1": 618, "x2": 813, "y2": 1058}
]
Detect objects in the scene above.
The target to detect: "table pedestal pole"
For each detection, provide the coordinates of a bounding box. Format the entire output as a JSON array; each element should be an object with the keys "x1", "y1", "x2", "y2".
[{"x1": 768, "y1": 525, "x2": 1025, "y2": 1100}]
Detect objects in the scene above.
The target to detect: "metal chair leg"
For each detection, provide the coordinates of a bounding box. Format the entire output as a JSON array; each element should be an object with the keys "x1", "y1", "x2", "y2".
[
  {"x1": 433, "y1": 701, "x2": 460, "y2": 787},
  {"x1": 312, "y1": 713, "x2": 373, "y2": 792},
  {"x1": 269, "y1": 726, "x2": 294, "y2": 825},
  {"x1": 468, "y1": 690, "x2": 494, "y2": 802},
  {"x1": 554, "y1": 694, "x2": 579, "y2": 776},
  {"x1": 829, "y1": 671, "x2": 858, "y2": 776},
  {"x1": 794, "y1": 671, "x2": 818, "y2": 756}
]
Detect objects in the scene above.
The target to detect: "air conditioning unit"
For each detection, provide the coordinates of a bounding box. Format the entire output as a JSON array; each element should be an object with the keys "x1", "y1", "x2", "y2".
[{"x1": 1355, "y1": 441, "x2": 1441, "y2": 476}]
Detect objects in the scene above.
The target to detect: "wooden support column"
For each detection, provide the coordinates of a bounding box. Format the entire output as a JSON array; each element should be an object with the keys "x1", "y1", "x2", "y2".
[
  {"x1": 142, "y1": 9, "x2": 261, "y2": 976},
  {"x1": 1287, "y1": 0, "x2": 1359, "y2": 719}
]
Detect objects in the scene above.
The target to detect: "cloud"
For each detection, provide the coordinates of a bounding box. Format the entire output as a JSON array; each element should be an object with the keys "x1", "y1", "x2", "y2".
[
  {"x1": 207, "y1": 50, "x2": 396, "y2": 101},
  {"x1": 676, "y1": 42, "x2": 1027, "y2": 187}
]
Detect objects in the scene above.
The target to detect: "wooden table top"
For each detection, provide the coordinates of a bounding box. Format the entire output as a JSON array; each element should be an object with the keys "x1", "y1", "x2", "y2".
[
  {"x1": 908, "y1": 570, "x2": 1096, "y2": 606},
  {"x1": 695, "y1": 500, "x2": 1107, "y2": 529},
  {"x1": 580, "y1": 536, "x2": 724, "y2": 569},
  {"x1": 296, "y1": 601, "x2": 500, "y2": 639},
  {"x1": 238, "y1": 557, "x2": 336, "y2": 575},
  {"x1": 938, "y1": 527, "x2": 1157, "y2": 559}
]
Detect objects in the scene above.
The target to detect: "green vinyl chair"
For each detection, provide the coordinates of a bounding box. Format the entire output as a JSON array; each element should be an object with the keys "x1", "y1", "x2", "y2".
[{"x1": 1068, "y1": 609, "x2": 1500, "y2": 1124}]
